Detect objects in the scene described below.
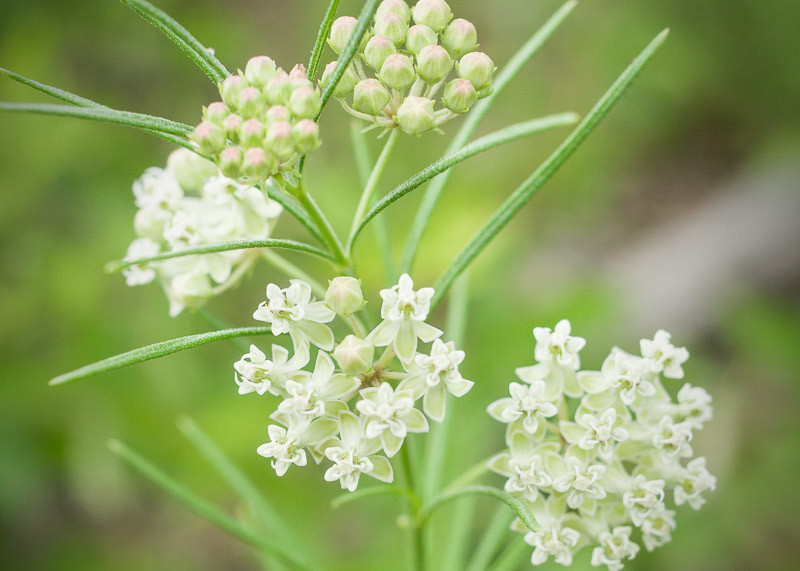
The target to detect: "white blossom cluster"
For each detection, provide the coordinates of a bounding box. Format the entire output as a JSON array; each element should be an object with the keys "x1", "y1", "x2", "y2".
[
  {"x1": 235, "y1": 274, "x2": 473, "y2": 491},
  {"x1": 486, "y1": 321, "x2": 716, "y2": 570},
  {"x1": 122, "y1": 148, "x2": 282, "y2": 316},
  {"x1": 324, "y1": 0, "x2": 495, "y2": 135}
]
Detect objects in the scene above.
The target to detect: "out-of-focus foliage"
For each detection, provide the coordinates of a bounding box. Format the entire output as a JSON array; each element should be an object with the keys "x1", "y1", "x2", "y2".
[{"x1": 1, "y1": 0, "x2": 798, "y2": 569}]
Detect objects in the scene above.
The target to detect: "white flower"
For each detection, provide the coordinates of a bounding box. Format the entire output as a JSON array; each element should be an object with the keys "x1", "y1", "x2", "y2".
[
  {"x1": 365, "y1": 274, "x2": 442, "y2": 362},
  {"x1": 590, "y1": 526, "x2": 639, "y2": 571},
  {"x1": 640, "y1": 330, "x2": 689, "y2": 379},
  {"x1": 561, "y1": 408, "x2": 630, "y2": 461},
  {"x1": 641, "y1": 509, "x2": 676, "y2": 551},
  {"x1": 652, "y1": 415, "x2": 694, "y2": 460},
  {"x1": 356, "y1": 383, "x2": 429, "y2": 457},
  {"x1": 548, "y1": 450, "x2": 607, "y2": 511},
  {"x1": 165, "y1": 271, "x2": 213, "y2": 316},
  {"x1": 122, "y1": 237, "x2": 160, "y2": 286},
  {"x1": 399, "y1": 339, "x2": 473, "y2": 422},
  {"x1": 166, "y1": 148, "x2": 218, "y2": 192},
  {"x1": 132, "y1": 167, "x2": 183, "y2": 210},
  {"x1": 622, "y1": 474, "x2": 666, "y2": 527},
  {"x1": 676, "y1": 383, "x2": 713, "y2": 429},
  {"x1": 234, "y1": 343, "x2": 309, "y2": 396},
  {"x1": 323, "y1": 411, "x2": 393, "y2": 492},
  {"x1": 487, "y1": 381, "x2": 558, "y2": 435},
  {"x1": 533, "y1": 319, "x2": 586, "y2": 370},
  {"x1": 599, "y1": 348, "x2": 656, "y2": 406},
  {"x1": 487, "y1": 434, "x2": 556, "y2": 502},
  {"x1": 253, "y1": 279, "x2": 336, "y2": 350},
  {"x1": 523, "y1": 495, "x2": 582, "y2": 566},
  {"x1": 256, "y1": 425, "x2": 307, "y2": 476},
  {"x1": 674, "y1": 457, "x2": 716, "y2": 510}
]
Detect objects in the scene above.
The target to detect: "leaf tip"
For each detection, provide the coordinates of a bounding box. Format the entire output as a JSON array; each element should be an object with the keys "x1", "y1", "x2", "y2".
[
  {"x1": 107, "y1": 438, "x2": 124, "y2": 453},
  {"x1": 104, "y1": 259, "x2": 123, "y2": 273}
]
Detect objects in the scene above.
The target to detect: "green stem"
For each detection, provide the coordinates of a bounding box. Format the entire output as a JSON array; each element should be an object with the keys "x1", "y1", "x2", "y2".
[
  {"x1": 293, "y1": 181, "x2": 349, "y2": 267},
  {"x1": 487, "y1": 536, "x2": 529, "y2": 571},
  {"x1": 307, "y1": 0, "x2": 341, "y2": 81},
  {"x1": 465, "y1": 504, "x2": 515, "y2": 571},
  {"x1": 261, "y1": 250, "x2": 326, "y2": 298},
  {"x1": 400, "y1": 444, "x2": 424, "y2": 571}
]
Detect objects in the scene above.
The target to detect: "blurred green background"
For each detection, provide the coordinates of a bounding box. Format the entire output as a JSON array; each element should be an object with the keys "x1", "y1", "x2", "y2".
[{"x1": 1, "y1": 0, "x2": 799, "y2": 569}]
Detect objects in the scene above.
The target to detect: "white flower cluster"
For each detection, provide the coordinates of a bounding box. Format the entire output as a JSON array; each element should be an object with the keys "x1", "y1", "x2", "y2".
[
  {"x1": 236, "y1": 274, "x2": 473, "y2": 491},
  {"x1": 487, "y1": 321, "x2": 716, "y2": 570},
  {"x1": 324, "y1": 0, "x2": 495, "y2": 135},
  {"x1": 122, "y1": 148, "x2": 282, "y2": 316}
]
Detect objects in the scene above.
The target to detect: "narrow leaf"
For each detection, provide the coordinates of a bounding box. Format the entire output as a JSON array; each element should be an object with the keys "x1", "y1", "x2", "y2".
[
  {"x1": 348, "y1": 113, "x2": 578, "y2": 251},
  {"x1": 307, "y1": 0, "x2": 341, "y2": 81},
  {"x1": 488, "y1": 536, "x2": 530, "y2": 571},
  {"x1": 265, "y1": 184, "x2": 326, "y2": 245},
  {"x1": 122, "y1": 0, "x2": 229, "y2": 83},
  {"x1": 466, "y1": 505, "x2": 515, "y2": 571},
  {"x1": 421, "y1": 485, "x2": 538, "y2": 532},
  {"x1": 0, "y1": 67, "x2": 104, "y2": 108},
  {"x1": 330, "y1": 485, "x2": 414, "y2": 509},
  {"x1": 431, "y1": 29, "x2": 670, "y2": 308},
  {"x1": 50, "y1": 326, "x2": 270, "y2": 386},
  {"x1": 108, "y1": 439, "x2": 309, "y2": 569}
]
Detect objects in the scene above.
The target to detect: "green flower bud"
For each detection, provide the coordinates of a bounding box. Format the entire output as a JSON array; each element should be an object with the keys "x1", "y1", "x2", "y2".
[
  {"x1": 457, "y1": 51, "x2": 494, "y2": 90},
  {"x1": 442, "y1": 78, "x2": 477, "y2": 113},
  {"x1": 334, "y1": 334, "x2": 375, "y2": 376},
  {"x1": 326, "y1": 276, "x2": 365, "y2": 316},
  {"x1": 203, "y1": 101, "x2": 230, "y2": 125},
  {"x1": 406, "y1": 24, "x2": 438, "y2": 55},
  {"x1": 265, "y1": 121, "x2": 296, "y2": 159},
  {"x1": 374, "y1": 12, "x2": 408, "y2": 46},
  {"x1": 353, "y1": 78, "x2": 391, "y2": 115},
  {"x1": 376, "y1": 0, "x2": 411, "y2": 23},
  {"x1": 240, "y1": 118, "x2": 265, "y2": 147},
  {"x1": 396, "y1": 95, "x2": 435, "y2": 135},
  {"x1": 416, "y1": 44, "x2": 453, "y2": 83},
  {"x1": 265, "y1": 74, "x2": 292, "y2": 106},
  {"x1": 329, "y1": 16, "x2": 368, "y2": 55},
  {"x1": 288, "y1": 86, "x2": 321, "y2": 119},
  {"x1": 167, "y1": 148, "x2": 218, "y2": 191},
  {"x1": 219, "y1": 147, "x2": 243, "y2": 179},
  {"x1": 220, "y1": 75, "x2": 247, "y2": 108},
  {"x1": 242, "y1": 147, "x2": 276, "y2": 180},
  {"x1": 192, "y1": 121, "x2": 226, "y2": 154},
  {"x1": 363, "y1": 35, "x2": 397, "y2": 70},
  {"x1": 411, "y1": 0, "x2": 452, "y2": 33},
  {"x1": 379, "y1": 53, "x2": 416, "y2": 90},
  {"x1": 442, "y1": 18, "x2": 477, "y2": 59},
  {"x1": 237, "y1": 86, "x2": 266, "y2": 118},
  {"x1": 222, "y1": 114, "x2": 243, "y2": 143},
  {"x1": 244, "y1": 55, "x2": 278, "y2": 88},
  {"x1": 321, "y1": 61, "x2": 358, "y2": 97},
  {"x1": 293, "y1": 119, "x2": 321, "y2": 154},
  {"x1": 265, "y1": 105, "x2": 291, "y2": 124}
]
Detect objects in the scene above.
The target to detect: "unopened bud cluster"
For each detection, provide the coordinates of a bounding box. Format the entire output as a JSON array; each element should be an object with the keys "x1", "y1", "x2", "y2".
[
  {"x1": 121, "y1": 149, "x2": 282, "y2": 315},
  {"x1": 487, "y1": 321, "x2": 716, "y2": 570},
  {"x1": 191, "y1": 57, "x2": 322, "y2": 182},
  {"x1": 323, "y1": 0, "x2": 495, "y2": 135},
  {"x1": 234, "y1": 274, "x2": 473, "y2": 491}
]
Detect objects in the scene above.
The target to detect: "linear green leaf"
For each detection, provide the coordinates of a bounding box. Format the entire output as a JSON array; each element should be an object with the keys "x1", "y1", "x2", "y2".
[
  {"x1": 307, "y1": 0, "x2": 341, "y2": 81},
  {"x1": 108, "y1": 439, "x2": 309, "y2": 569},
  {"x1": 420, "y1": 485, "x2": 538, "y2": 532},
  {"x1": 0, "y1": 102, "x2": 192, "y2": 136},
  {"x1": 0, "y1": 67, "x2": 105, "y2": 107},
  {"x1": 487, "y1": 536, "x2": 529, "y2": 571},
  {"x1": 466, "y1": 505, "x2": 515, "y2": 571},
  {"x1": 316, "y1": 0, "x2": 381, "y2": 116},
  {"x1": 50, "y1": 327, "x2": 270, "y2": 386},
  {"x1": 399, "y1": 0, "x2": 578, "y2": 275},
  {"x1": 431, "y1": 29, "x2": 670, "y2": 308},
  {"x1": 121, "y1": 0, "x2": 229, "y2": 83},
  {"x1": 330, "y1": 485, "x2": 414, "y2": 509},
  {"x1": 348, "y1": 113, "x2": 578, "y2": 251},
  {"x1": 265, "y1": 184, "x2": 326, "y2": 245}
]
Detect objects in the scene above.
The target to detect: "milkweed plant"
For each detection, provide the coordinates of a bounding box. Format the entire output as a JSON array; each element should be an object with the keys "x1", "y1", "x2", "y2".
[{"x1": 2, "y1": 0, "x2": 716, "y2": 569}]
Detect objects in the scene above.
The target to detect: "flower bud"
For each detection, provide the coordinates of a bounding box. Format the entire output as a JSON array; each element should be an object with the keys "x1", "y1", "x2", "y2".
[
  {"x1": 321, "y1": 61, "x2": 358, "y2": 97},
  {"x1": 374, "y1": 12, "x2": 408, "y2": 46},
  {"x1": 379, "y1": 53, "x2": 416, "y2": 90},
  {"x1": 326, "y1": 276, "x2": 364, "y2": 316},
  {"x1": 353, "y1": 78, "x2": 391, "y2": 115},
  {"x1": 265, "y1": 121, "x2": 296, "y2": 159},
  {"x1": 288, "y1": 86, "x2": 321, "y2": 119},
  {"x1": 363, "y1": 35, "x2": 397, "y2": 70},
  {"x1": 265, "y1": 74, "x2": 292, "y2": 106},
  {"x1": 240, "y1": 118, "x2": 265, "y2": 147},
  {"x1": 242, "y1": 147, "x2": 276, "y2": 180},
  {"x1": 167, "y1": 148, "x2": 218, "y2": 191},
  {"x1": 442, "y1": 18, "x2": 477, "y2": 58},
  {"x1": 334, "y1": 335, "x2": 374, "y2": 376},
  {"x1": 219, "y1": 147, "x2": 243, "y2": 178},
  {"x1": 396, "y1": 95, "x2": 435, "y2": 135},
  {"x1": 244, "y1": 56, "x2": 278, "y2": 88},
  {"x1": 168, "y1": 272, "x2": 213, "y2": 313},
  {"x1": 289, "y1": 64, "x2": 308, "y2": 83},
  {"x1": 416, "y1": 44, "x2": 452, "y2": 84},
  {"x1": 192, "y1": 121, "x2": 226, "y2": 154},
  {"x1": 222, "y1": 114, "x2": 243, "y2": 143},
  {"x1": 204, "y1": 101, "x2": 230, "y2": 125},
  {"x1": 442, "y1": 78, "x2": 477, "y2": 113},
  {"x1": 329, "y1": 16, "x2": 363, "y2": 55},
  {"x1": 376, "y1": 0, "x2": 411, "y2": 23},
  {"x1": 265, "y1": 105, "x2": 291, "y2": 124},
  {"x1": 220, "y1": 75, "x2": 247, "y2": 108},
  {"x1": 458, "y1": 51, "x2": 494, "y2": 90},
  {"x1": 237, "y1": 87, "x2": 266, "y2": 118},
  {"x1": 411, "y1": 0, "x2": 452, "y2": 33},
  {"x1": 293, "y1": 119, "x2": 321, "y2": 154},
  {"x1": 406, "y1": 24, "x2": 438, "y2": 55}
]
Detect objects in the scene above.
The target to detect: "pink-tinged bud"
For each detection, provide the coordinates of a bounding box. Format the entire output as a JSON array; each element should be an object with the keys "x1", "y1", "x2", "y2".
[
  {"x1": 289, "y1": 64, "x2": 313, "y2": 90},
  {"x1": 293, "y1": 119, "x2": 321, "y2": 155},
  {"x1": 288, "y1": 86, "x2": 321, "y2": 119},
  {"x1": 219, "y1": 147, "x2": 243, "y2": 178},
  {"x1": 363, "y1": 35, "x2": 397, "y2": 70},
  {"x1": 353, "y1": 78, "x2": 391, "y2": 115},
  {"x1": 442, "y1": 18, "x2": 477, "y2": 59},
  {"x1": 222, "y1": 114, "x2": 243, "y2": 143},
  {"x1": 240, "y1": 118, "x2": 265, "y2": 147},
  {"x1": 192, "y1": 121, "x2": 226, "y2": 154},
  {"x1": 334, "y1": 334, "x2": 374, "y2": 376},
  {"x1": 457, "y1": 51, "x2": 494, "y2": 90},
  {"x1": 265, "y1": 75, "x2": 292, "y2": 106},
  {"x1": 379, "y1": 53, "x2": 416, "y2": 90},
  {"x1": 220, "y1": 75, "x2": 247, "y2": 108},
  {"x1": 411, "y1": 0, "x2": 452, "y2": 33},
  {"x1": 265, "y1": 105, "x2": 291, "y2": 124},
  {"x1": 376, "y1": 0, "x2": 411, "y2": 23},
  {"x1": 321, "y1": 61, "x2": 358, "y2": 97},
  {"x1": 396, "y1": 95, "x2": 435, "y2": 135},
  {"x1": 406, "y1": 24, "x2": 437, "y2": 56},
  {"x1": 416, "y1": 44, "x2": 452, "y2": 84},
  {"x1": 374, "y1": 12, "x2": 408, "y2": 46},
  {"x1": 329, "y1": 16, "x2": 365, "y2": 55},
  {"x1": 244, "y1": 56, "x2": 278, "y2": 88},
  {"x1": 242, "y1": 147, "x2": 276, "y2": 180},
  {"x1": 237, "y1": 86, "x2": 266, "y2": 118},
  {"x1": 204, "y1": 101, "x2": 230, "y2": 125},
  {"x1": 265, "y1": 121, "x2": 296, "y2": 159},
  {"x1": 442, "y1": 78, "x2": 477, "y2": 113}
]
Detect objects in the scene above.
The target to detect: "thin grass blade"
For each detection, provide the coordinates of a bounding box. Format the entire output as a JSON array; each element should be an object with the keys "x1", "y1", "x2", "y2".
[
  {"x1": 330, "y1": 485, "x2": 414, "y2": 509},
  {"x1": 421, "y1": 485, "x2": 538, "y2": 532},
  {"x1": 465, "y1": 504, "x2": 515, "y2": 571},
  {"x1": 307, "y1": 0, "x2": 341, "y2": 81},
  {"x1": 0, "y1": 67, "x2": 105, "y2": 108}
]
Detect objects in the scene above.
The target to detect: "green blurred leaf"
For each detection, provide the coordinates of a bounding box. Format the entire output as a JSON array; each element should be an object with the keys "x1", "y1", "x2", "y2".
[
  {"x1": 307, "y1": 0, "x2": 341, "y2": 81},
  {"x1": 421, "y1": 485, "x2": 538, "y2": 532}
]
